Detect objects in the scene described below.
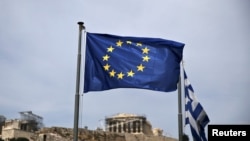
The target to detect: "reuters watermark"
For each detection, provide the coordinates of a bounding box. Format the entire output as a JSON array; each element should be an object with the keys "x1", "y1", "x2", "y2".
[{"x1": 208, "y1": 124, "x2": 250, "y2": 140}]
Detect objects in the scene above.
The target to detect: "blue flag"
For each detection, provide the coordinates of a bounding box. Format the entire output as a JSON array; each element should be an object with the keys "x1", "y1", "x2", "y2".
[
  {"x1": 84, "y1": 32, "x2": 184, "y2": 93},
  {"x1": 184, "y1": 70, "x2": 210, "y2": 141}
]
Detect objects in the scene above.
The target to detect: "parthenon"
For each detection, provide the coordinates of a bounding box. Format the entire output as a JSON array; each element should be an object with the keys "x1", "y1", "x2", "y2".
[{"x1": 105, "y1": 113, "x2": 156, "y2": 135}]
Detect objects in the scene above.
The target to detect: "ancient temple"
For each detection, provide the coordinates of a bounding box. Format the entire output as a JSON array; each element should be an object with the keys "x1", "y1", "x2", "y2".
[{"x1": 105, "y1": 113, "x2": 156, "y2": 135}]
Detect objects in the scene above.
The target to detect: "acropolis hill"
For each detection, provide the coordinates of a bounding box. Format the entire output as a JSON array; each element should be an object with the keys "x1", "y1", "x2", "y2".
[
  {"x1": 31, "y1": 126, "x2": 177, "y2": 141},
  {"x1": 1, "y1": 112, "x2": 178, "y2": 141}
]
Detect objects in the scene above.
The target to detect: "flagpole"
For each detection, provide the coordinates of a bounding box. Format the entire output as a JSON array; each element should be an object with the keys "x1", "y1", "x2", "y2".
[
  {"x1": 178, "y1": 62, "x2": 183, "y2": 141},
  {"x1": 73, "y1": 21, "x2": 85, "y2": 141}
]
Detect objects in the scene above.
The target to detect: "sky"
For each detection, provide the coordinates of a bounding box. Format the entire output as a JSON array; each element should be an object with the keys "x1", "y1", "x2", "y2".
[{"x1": 0, "y1": 0, "x2": 249, "y2": 140}]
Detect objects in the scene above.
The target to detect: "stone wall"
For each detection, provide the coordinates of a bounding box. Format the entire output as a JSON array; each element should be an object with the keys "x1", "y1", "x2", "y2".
[
  {"x1": 125, "y1": 134, "x2": 177, "y2": 141},
  {"x1": 31, "y1": 127, "x2": 177, "y2": 141},
  {"x1": 2, "y1": 129, "x2": 34, "y2": 140}
]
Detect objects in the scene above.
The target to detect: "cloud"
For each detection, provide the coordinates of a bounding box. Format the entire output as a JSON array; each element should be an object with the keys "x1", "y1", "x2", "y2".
[{"x1": 0, "y1": 0, "x2": 249, "y2": 139}]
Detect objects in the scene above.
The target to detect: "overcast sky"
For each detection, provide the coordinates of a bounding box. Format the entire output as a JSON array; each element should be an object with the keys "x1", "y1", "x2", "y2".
[{"x1": 1, "y1": 0, "x2": 249, "y2": 140}]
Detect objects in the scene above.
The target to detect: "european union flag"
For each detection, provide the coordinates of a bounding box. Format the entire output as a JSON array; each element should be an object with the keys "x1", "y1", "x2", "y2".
[{"x1": 84, "y1": 32, "x2": 184, "y2": 93}]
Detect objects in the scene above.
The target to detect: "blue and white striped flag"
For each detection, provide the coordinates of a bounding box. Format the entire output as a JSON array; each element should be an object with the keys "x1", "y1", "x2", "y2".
[{"x1": 184, "y1": 70, "x2": 210, "y2": 141}]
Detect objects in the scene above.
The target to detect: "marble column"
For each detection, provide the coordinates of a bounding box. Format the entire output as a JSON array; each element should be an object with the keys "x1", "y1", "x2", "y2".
[
  {"x1": 135, "y1": 121, "x2": 138, "y2": 133},
  {"x1": 116, "y1": 121, "x2": 119, "y2": 133},
  {"x1": 140, "y1": 119, "x2": 143, "y2": 133},
  {"x1": 130, "y1": 121, "x2": 134, "y2": 133},
  {"x1": 121, "y1": 122, "x2": 124, "y2": 133}
]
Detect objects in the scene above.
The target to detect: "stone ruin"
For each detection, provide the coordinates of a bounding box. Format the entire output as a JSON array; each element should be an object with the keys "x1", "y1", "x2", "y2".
[{"x1": 31, "y1": 113, "x2": 177, "y2": 141}]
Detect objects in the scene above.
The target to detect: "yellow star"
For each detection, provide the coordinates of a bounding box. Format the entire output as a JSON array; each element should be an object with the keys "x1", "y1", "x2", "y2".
[
  {"x1": 109, "y1": 69, "x2": 116, "y2": 77},
  {"x1": 103, "y1": 64, "x2": 110, "y2": 71},
  {"x1": 107, "y1": 46, "x2": 115, "y2": 52},
  {"x1": 142, "y1": 47, "x2": 150, "y2": 54},
  {"x1": 117, "y1": 72, "x2": 125, "y2": 79},
  {"x1": 137, "y1": 64, "x2": 145, "y2": 72},
  {"x1": 142, "y1": 55, "x2": 150, "y2": 62},
  {"x1": 136, "y1": 43, "x2": 142, "y2": 46},
  {"x1": 126, "y1": 41, "x2": 132, "y2": 44},
  {"x1": 127, "y1": 70, "x2": 135, "y2": 77},
  {"x1": 116, "y1": 40, "x2": 123, "y2": 47},
  {"x1": 102, "y1": 54, "x2": 110, "y2": 61}
]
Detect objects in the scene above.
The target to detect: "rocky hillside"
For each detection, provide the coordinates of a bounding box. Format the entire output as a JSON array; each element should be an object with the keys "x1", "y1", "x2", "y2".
[{"x1": 31, "y1": 127, "x2": 177, "y2": 141}]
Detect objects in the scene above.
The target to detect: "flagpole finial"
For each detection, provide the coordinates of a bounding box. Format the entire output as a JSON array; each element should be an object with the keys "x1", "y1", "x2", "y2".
[
  {"x1": 78, "y1": 21, "x2": 85, "y2": 30},
  {"x1": 78, "y1": 21, "x2": 84, "y2": 25}
]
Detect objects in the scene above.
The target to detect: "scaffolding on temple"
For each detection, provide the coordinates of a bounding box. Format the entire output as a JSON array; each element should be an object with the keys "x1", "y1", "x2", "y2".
[{"x1": 19, "y1": 111, "x2": 44, "y2": 129}]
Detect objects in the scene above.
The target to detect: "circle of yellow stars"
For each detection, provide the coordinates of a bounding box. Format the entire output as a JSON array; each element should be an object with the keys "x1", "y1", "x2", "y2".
[{"x1": 102, "y1": 40, "x2": 150, "y2": 79}]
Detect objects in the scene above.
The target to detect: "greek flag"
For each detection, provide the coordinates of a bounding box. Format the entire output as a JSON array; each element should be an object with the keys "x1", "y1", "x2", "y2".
[{"x1": 184, "y1": 70, "x2": 210, "y2": 141}]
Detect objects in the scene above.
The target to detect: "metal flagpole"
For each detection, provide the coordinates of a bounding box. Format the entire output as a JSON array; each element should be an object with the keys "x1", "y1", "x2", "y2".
[
  {"x1": 73, "y1": 21, "x2": 85, "y2": 141},
  {"x1": 178, "y1": 61, "x2": 183, "y2": 141}
]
